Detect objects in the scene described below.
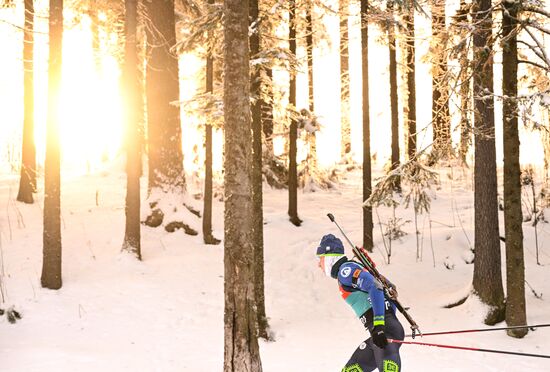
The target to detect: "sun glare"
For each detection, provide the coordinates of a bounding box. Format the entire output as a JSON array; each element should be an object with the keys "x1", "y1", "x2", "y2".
[
  {"x1": 58, "y1": 17, "x2": 123, "y2": 172},
  {"x1": 1, "y1": 0, "x2": 547, "y2": 177},
  {"x1": 2, "y1": 4, "x2": 125, "y2": 174}
]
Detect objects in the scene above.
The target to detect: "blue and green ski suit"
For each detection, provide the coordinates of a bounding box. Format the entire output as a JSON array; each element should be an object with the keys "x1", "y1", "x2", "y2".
[{"x1": 332, "y1": 257, "x2": 405, "y2": 372}]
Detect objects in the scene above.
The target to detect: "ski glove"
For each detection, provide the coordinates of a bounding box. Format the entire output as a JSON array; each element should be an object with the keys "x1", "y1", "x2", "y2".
[{"x1": 371, "y1": 325, "x2": 388, "y2": 349}]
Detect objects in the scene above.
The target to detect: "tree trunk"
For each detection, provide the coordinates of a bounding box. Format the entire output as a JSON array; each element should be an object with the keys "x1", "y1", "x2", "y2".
[
  {"x1": 121, "y1": 0, "x2": 141, "y2": 260},
  {"x1": 502, "y1": 0, "x2": 527, "y2": 338},
  {"x1": 456, "y1": 0, "x2": 471, "y2": 166},
  {"x1": 42, "y1": 0, "x2": 63, "y2": 290},
  {"x1": 340, "y1": 0, "x2": 351, "y2": 158},
  {"x1": 472, "y1": 0, "x2": 505, "y2": 325},
  {"x1": 388, "y1": 3, "x2": 400, "y2": 191},
  {"x1": 202, "y1": 0, "x2": 220, "y2": 245},
  {"x1": 431, "y1": 0, "x2": 451, "y2": 161},
  {"x1": 89, "y1": 0, "x2": 102, "y2": 73},
  {"x1": 263, "y1": 67, "x2": 274, "y2": 155},
  {"x1": 145, "y1": 0, "x2": 184, "y2": 191},
  {"x1": 17, "y1": 0, "x2": 36, "y2": 204},
  {"x1": 145, "y1": 0, "x2": 196, "y2": 234},
  {"x1": 250, "y1": 0, "x2": 269, "y2": 340},
  {"x1": 361, "y1": 0, "x2": 373, "y2": 251},
  {"x1": 223, "y1": 0, "x2": 263, "y2": 370},
  {"x1": 403, "y1": 0, "x2": 416, "y2": 160},
  {"x1": 288, "y1": 0, "x2": 302, "y2": 226},
  {"x1": 305, "y1": 0, "x2": 317, "y2": 170}
]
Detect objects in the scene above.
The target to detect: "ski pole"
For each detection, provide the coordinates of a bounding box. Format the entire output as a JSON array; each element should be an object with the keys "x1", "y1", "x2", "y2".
[
  {"x1": 389, "y1": 339, "x2": 550, "y2": 359},
  {"x1": 404, "y1": 323, "x2": 550, "y2": 338},
  {"x1": 327, "y1": 213, "x2": 422, "y2": 338}
]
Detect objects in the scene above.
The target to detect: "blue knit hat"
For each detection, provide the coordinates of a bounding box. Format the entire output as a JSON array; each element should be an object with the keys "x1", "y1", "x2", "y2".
[{"x1": 316, "y1": 234, "x2": 345, "y2": 256}]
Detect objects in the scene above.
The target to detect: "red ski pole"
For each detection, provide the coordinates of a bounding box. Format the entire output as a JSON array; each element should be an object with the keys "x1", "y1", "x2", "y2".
[
  {"x1": 404, "y1": 323, "x2": 550, "y2": 338},
  {"x1": 389, "y1": 339, "x2": 550, "y2": 359}
]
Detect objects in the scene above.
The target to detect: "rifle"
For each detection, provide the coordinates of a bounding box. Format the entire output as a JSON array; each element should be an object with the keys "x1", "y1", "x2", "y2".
[{"x1": 327, "y1": 213, "x2": 422, "y2": 338}]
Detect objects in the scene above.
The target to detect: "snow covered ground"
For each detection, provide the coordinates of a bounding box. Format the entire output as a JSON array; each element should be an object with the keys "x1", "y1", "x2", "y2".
[{"x1": 1, "y1": 164, "x2": 549, "y2": 371}]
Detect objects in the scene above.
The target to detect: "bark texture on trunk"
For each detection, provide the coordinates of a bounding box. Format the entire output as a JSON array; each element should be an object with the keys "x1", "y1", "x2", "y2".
[
  {"x1": 145, "y1": 0, "x2": 184, "y2": 192},
  {"x1": 472, "y1": 0, "x2": 505, "y2": 325},
  {"x1": 361, "y1": 0, "x2": 373, "y2": 251},
  {"x1": 250, "y1": 0, "x2": 269, "y2": 340},
  {"x1": 17, "y1": 0, "x2": 36, "y2": 204},
  {"x1": 388, "y1": 4, "x2": 400, "y2": 191},
  {"x1": 456, "y1": 0, "x2": 471, "y2": 165},
  {"x1": 403, "y1": 1, "x2": 416, "y2": 160},
  {"x1": 288, "y1": 0, "x2": 301, "y2": 226},
  {"x1": 42, "y1": 0, "x2": 63, "y2": 290},
  {"x1": 431, "y1": 0, "x2": 451, "y2": 160},
  {"x1": 340, "y1": 0, "x2": 351, "y2": 158},
  {"x1": 305, "y1": 0, "x2": 317, "y2": 170},
  {"x1": 122, "y1": 0, "x2": 141, "y2": 259},
  {"x1": 202, "y1": 0, "x2": 220, "y2": 245},
  {"x1": 223, "y1": 0, "x2": 263, "y2": 370},
  {"x1": 502, "y1": 0, "x2": 527, "y2": 338}
]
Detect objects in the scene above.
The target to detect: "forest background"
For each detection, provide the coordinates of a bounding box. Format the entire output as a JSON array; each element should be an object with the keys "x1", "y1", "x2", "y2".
[{"x1": 1, "y1": 0, "x2": 550, "y2": 370}]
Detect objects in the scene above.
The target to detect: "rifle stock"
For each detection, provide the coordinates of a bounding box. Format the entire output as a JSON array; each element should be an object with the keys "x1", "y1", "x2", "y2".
[
  {"x1": 353, "y1": 245, "x2": 421, "y2": 337},
  {"x1": 327, "y1": 213, "x2": 421, "y2": 337}
]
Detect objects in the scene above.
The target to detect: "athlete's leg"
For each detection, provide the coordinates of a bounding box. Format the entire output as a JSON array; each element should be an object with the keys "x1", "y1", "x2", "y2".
[
  {"x1": 372, "y1": 342, "x2": 401, "y2": 371},
  {"x1": 342, "y1": 339, "x2": 378, "y2": 372},
  {"x1": 372, "y1": 313, "x2": 405, "y2": 371}
]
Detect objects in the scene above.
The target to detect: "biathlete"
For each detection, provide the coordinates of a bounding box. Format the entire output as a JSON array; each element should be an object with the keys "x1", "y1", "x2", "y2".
[{"x1": 316, "y1": 234, "x2": 405, "y2": 372}]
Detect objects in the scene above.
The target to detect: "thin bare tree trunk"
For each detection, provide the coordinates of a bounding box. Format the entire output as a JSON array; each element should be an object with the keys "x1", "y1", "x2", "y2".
[
  {"x1": 42, "y1": 0, "x2": 63, "y2": 290},
  {"x1": 17, "y1": 0, "x2": 36, "y2": 204},
  {"x1": 388, "y1": 3, "x2": 400, "y2": 191},
  {"x1": 89, "y1": 0, "x2": 101, "y2": 73},
  {"x1": 502, "y1": 0, "x2": 527, "y2": 338},
  {"x1": 263, "y1": 67, "x2": 274, "y2": 155},
  {"x1": 305, "y1": 0, "x2": 317, "y2": 170},
  {"x1": 203, "y1": 0, "x2": 219, "y2": 245},
  {"x1": 361, "y1": 0, "x2": 373, "y2": 251},
  {"x1": 431, "y1": 0, "x2": 451, "y2": 160},
  {"x1": 121, "y1": 0, "x2": 141, "y2": 259},
  {"x1": 456, "y1": 0, "x2": 471, "y2": 165},
  {"x1": 250, "y1": 0, "x2": 269, "y2": 340},
  {"x1": 403, "y1": 0, "x2": 416, "y2": 160},
  {"x1": 288, "y1": 0, "x2": 302, "y2": 226},
  {"x1": 340, "y1": 0, "x2": 351, "y2": 158}
]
